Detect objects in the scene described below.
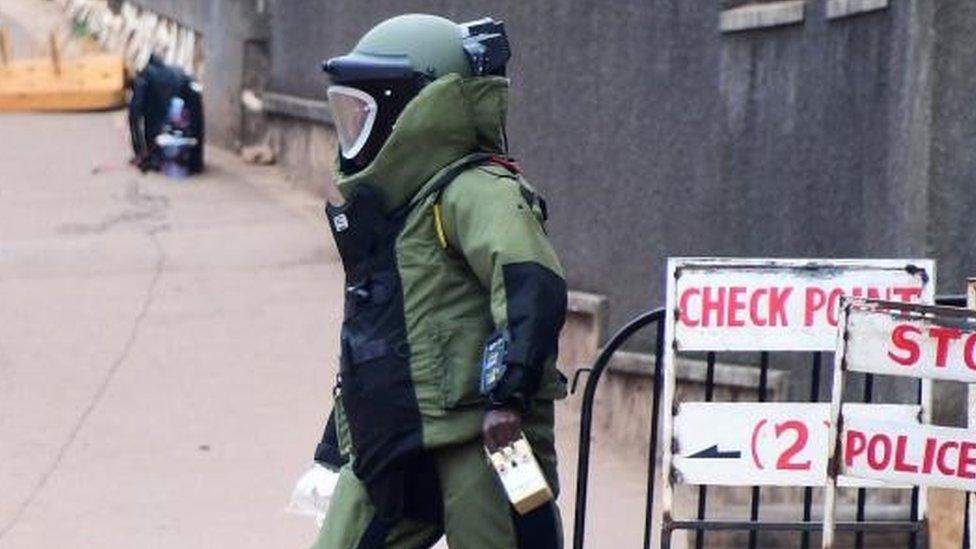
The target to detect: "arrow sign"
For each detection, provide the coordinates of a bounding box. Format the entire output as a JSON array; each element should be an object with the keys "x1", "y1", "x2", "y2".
[{"x1": 687, "y1": 444, "x2": 741, "y2": 459}]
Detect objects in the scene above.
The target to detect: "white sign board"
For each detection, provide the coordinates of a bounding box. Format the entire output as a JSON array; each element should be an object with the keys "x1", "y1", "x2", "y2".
[
  {"x1": 670, "y1": 258, "x2": 935, "y2": 351},
  {"x1": 841, "y1": 416, "x2": 976, "y2": 491},
  {"x1": 673, "y1": 402, "x2": 919, "y2": 486},
  {"x1": 843, "y1": 299, "x2": 976, "y2": 383}
]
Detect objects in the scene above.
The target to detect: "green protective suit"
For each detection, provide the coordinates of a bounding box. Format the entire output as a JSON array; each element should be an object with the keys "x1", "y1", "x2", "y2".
[{"x1": 313, "y1": 73, "x2": 567, "y2": 549}]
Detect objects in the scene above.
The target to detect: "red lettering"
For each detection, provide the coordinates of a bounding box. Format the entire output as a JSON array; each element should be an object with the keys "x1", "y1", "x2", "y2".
[
  {"x1": 937, "y1": 441, "x2": 959, "y2": 476},
  {"x1": 888, "y1": 325, "x2": 922, "y2": 366},
  {"x1": 701, "y1": 287, "x2": 725, "y2": 327},
  {"x1": 845, "y1": 430, "x2": 867, "y2": 467},
  {"x1": 749, "y1": 288, "x2": 768, "y2": 327},
  {"x1": 891, "y1": 287, "x2": 923, "y2": 303},
  {"x1": 679, "y1": 288, "x2": 700, "y2": 327},
  {"x1": 769, "y1": 287, "x2": 792, "y2": 327},
  {"x1": 775, "y1": 421, "x2": 811, "y2": 471},
  {"x1": 867, "y1": 434, "x2": 892, "y2": 471},
  {"x1": 866, "y1": 287, "x2": 882, "y2": 300},
  {"x1": 959, "y1": 442, "x2": 976, "y2": 479},
  {"x1": 804, "y1": 288, "x2": 826, "y2": 327},
  {"x1": 728, "y1": 286, "x2": 747, "y2": 327},
  {"x1": 893, "y1": 436, "x2": 918, "y2": 473},
  {"x1": 827, "y1": 289, "x2": 845, "y2": 326},
  {"x1": 966, "y1": 334, "x2": 976, "y2": 371},
  {"x1": 930, "y1": 327, "x2": 963, "y2": 367},
  {"x1": 922, "y1": 438, "x2": 937, "y2": 474}
]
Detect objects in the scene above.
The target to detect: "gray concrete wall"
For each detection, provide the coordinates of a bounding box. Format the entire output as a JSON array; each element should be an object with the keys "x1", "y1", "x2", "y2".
[
  {"x1": 138, "y1": 0, "x2": 976, "y2": 354},
  {"x1": 267, "y1": 1, "x2": 976, "y2": 341},
  {"x1": 930, "y1": 0, "x2": 976, "y2": 298},
  {"x1": 267, "y1": 0, "x2": 727, "y2": 345}
]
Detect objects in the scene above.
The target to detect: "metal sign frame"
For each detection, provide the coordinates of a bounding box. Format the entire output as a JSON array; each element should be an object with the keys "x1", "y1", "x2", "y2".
[{"x1": 656, "y1": 257, "x2": 935, "y2": 549}]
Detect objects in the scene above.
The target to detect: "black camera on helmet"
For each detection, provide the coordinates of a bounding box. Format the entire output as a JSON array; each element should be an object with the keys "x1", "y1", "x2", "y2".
[{"x1": 461, "y1": 17, "x2": 511, "y2": 77}]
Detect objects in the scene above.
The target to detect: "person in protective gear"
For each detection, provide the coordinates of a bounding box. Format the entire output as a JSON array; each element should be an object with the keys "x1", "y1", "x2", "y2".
[
  {"x1": 128, "y1": 54, "x2": 204, "y2": 174},
  {"x1": 311, "y1": 13, "x2": 568, "y2": 549}
]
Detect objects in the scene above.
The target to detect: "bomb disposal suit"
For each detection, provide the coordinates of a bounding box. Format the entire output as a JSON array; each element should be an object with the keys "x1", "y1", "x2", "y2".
[{"x1": 312, "y1": 13, "x2": 568, "y2": 549}]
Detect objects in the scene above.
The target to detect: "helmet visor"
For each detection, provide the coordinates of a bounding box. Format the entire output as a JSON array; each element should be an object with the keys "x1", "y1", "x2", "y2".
[{"x1": 327, "y1": 85, "x2": 377, "y2": 159}]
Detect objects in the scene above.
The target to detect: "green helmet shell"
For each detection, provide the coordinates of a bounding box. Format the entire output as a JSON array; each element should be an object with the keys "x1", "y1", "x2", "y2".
[{"x1": 353, "y1": 14, "x2": 472, "y2": 79}]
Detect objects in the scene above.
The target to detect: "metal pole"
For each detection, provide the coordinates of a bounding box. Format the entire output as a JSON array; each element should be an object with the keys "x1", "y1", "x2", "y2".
[
  {"x1": 822, "y1": 302, "x2": 852, "y2": 549},
  {"x1": 643, "y1": 318, "x2": 667, "y2": 549},
  {"x1": 802, "y1": 352, "x2": 822, "y2": 549},
  {"x1": 657, "y1": 263, "x2": 681, "y2": 549},
  {"x1": 572, "y1": 310, "x2": 663, "y2": 549},
  {"x1": 967, "y1": 279, "x2": 976, "y2": 549},
  {"x1": 694, "y1": 352, "x2": 716, "y2": 549},
  {"x1": 748, "y1": 352, "x2": 769, "y2": 549}
]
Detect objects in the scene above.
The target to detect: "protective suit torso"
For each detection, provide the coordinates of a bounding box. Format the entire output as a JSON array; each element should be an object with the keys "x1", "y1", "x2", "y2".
[{"x1": 319, "y1": 73, "x2": 567, "y2": 545}]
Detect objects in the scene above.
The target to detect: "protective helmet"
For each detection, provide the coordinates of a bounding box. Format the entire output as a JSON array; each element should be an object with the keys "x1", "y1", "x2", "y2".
[{"x1": 323, "y1": 14, "x2": 510, "y2": 174}]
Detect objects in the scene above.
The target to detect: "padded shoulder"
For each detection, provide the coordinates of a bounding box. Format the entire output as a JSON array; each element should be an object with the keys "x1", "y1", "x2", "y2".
[{"x1": 438, "y1": 161, "x2": 543, "y2": 213}]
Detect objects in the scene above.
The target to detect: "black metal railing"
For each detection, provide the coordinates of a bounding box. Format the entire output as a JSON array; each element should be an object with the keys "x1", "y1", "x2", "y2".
[{"x1": 572, "y1": 295, "x2": 968, "y2": 549}]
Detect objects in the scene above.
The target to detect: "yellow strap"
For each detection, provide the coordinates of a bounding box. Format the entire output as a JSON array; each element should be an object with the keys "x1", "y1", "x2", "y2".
[{"x1": 432, "y1": 203, "x2": 449, "y2": 249}]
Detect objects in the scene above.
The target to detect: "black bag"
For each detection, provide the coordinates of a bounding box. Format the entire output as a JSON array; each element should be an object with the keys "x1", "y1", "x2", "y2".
[{"x1": 128, "y1": 55, "x2": 205, "y2": 174}]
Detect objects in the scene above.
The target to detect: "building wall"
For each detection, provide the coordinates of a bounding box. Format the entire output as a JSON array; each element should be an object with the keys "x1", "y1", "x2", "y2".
[
  {"x1": 268, "y1": 0, "x2": 725, "y2": 346},
  {"x1": 135, "y1": 0, "x2": 976, "y2": 360},
  {"x1": 268, "y1": 1, "x2": 976, "y2": 335}
]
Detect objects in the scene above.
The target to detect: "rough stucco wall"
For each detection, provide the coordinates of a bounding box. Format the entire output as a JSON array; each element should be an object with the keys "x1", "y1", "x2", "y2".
[
  {"x1": 927, "y1": 0, "x2": 976, "y2": 426},
  {"x1": 269, "y1": 1, "x2": 963, "y2": 348},
  {"x1": 930, "y1": 1, "x2": 976, "y2": 297},
  {"x1": 719, "y1": 0, "x2": 942, "y2": 269},
  {"x1": 269, "y1": 0, "x2": 725, "y2": 346}
]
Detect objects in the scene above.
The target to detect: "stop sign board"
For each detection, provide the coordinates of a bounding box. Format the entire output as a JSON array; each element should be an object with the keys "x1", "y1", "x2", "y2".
[
  {"x1": 843, "y1": 299, "x2": 976, "y2": 383},
  {"x1": 830, "y1": 297, "x2": 976, "y2": 492}
]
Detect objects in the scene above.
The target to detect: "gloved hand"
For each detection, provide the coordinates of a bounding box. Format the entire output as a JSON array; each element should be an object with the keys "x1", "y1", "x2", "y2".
[{"x1": 482, "y1": 407, "x2": 522, "y2": 452}]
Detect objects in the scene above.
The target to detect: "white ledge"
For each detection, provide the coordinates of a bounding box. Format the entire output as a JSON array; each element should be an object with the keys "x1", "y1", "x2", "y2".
[
  {"x1": 827, "y1": 0, "x2": 889, "y2": 20},
  {"x1": 720, "y1": 1, "x2": 806, "y2": 33},
  {"x1": 567, "y1": 290, "x2": 607, "y2": 316}
]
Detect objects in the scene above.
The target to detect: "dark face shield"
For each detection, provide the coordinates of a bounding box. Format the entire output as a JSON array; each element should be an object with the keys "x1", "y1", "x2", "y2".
[{"x1": 323, "y1": 54, "x2": 423, "y2": 173}]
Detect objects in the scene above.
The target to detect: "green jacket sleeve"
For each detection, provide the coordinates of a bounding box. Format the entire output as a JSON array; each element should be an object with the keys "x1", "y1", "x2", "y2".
[{"x1": 440, "y1": 167, "x2": 567, "y2": 407}]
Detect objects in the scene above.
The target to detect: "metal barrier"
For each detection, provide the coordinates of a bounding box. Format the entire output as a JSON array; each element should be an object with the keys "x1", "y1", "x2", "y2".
[{"x1": 571, "y1": 295, "x2": 967, "y2": 549}]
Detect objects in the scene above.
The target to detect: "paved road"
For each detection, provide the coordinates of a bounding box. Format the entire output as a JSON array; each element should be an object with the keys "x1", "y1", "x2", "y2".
[
  {"x1": 0, "y1": 110, "x2": 344, "y2": 548},
  {"x1": 0, "y1": 108, "x2": 651, "y2": 548}
]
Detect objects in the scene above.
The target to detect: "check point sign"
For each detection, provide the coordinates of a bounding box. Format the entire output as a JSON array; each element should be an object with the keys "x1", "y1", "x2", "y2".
[
  {"x1": 660, "y1": 259, "x2": 935, "y2": 487},
  {"x1": 672, "y1": 259, "x2": 934, "y2": 351},
  {"x1": 657, "y1": 259, "x2": 938, "y2": 549}
]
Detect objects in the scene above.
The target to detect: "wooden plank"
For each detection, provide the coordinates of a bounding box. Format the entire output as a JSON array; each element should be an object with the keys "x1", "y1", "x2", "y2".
[
  {"x1": 0, "y1": 26, "x2": 9, "y2": 66},
  {"x1": 0, "y1": 54, "x2": 125, "y2": 112},
  {"x1": 49, "y1": 32, "x2": 61, "y2": 76}
]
